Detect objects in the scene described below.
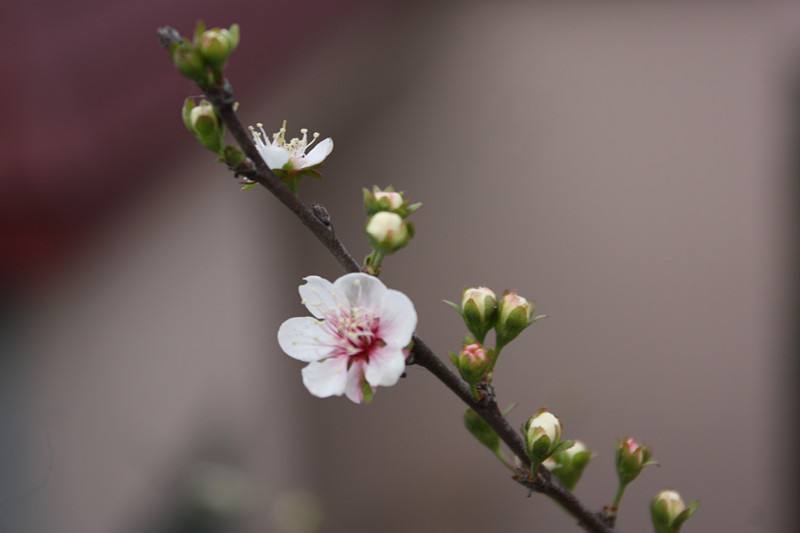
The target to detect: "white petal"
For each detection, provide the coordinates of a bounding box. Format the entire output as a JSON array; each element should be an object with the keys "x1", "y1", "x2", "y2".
[
  {"x1": 364, "y1": 345, "x2": 406, "y2": 388},
  {"x1": 333, "y1": 273, "x2": 387, "y2": 314},
  {"x1": 301, "y1": 356, "x2": 349, "y2": 398},
  {"x1": 299, "y1": 276, "x2": 344, "y2": 319},
  {"x1": 300, "y1": 137, "x2": 333, "y2": 168},
  {"x1": 258, "y1": 143, "x2": 291, "y2": 169},
  {"x1": 378, "y1": 289, "x2": 417, "y2": 347},
  {"x1": 345, "y1": 360, "x2": 365, "y2": 403},
  {"x1": 277, "y1": 317, "x2": 338, "y2": 362}
]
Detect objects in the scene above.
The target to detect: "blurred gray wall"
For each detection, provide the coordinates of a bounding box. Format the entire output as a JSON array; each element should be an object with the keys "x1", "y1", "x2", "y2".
[{"x1": 11, "y1": 2, "x2": 796, "y2": 533}]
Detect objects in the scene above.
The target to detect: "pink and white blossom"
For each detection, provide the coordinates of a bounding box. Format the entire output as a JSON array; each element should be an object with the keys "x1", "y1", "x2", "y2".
[{"x1": 277, "y1": 273, "x2": 417, "y2": 403}]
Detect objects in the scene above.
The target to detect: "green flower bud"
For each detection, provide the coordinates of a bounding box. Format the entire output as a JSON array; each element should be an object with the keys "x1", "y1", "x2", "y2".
[
  {"x1": 198, "y1": 25, "x2": 239, "y2": 68},
  {"x1": 616, "y1": 437, "x2": 656, "y2": 486},
  {"x1": 463, "y1": 408, "x2": 500, "y2": 454},
  {"x1": 461, "y1": 287, "x2": 497, "y2": 343},
  {"x1": 453, "y1": 343, "x2": 491, "y2": 384},
  {"x1": 543, "y1": 440, "x2": 592, "y2": 490},
  {"x1": 172, "y1": 45, "x2": 205, "y2": 80},
  {"x1": 496, "y1": 291, "x2": 535, "y2": 346},
  {"x1": 366, "y1": 211, "x2": 412, "y2": 253},
  {"x1": 181, "y1": 98, "x2": 224, "y2": 154},
  {"x1": 650, "y1": 490, "x2": 698, "y2": 533},
  {"x1": 524, "y1": 409, "x2": 565, "y2": 470}
]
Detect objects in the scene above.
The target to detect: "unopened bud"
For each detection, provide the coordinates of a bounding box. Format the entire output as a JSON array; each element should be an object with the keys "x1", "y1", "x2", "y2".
[
  {"x1": 182, "y1": 98, "x2": 223, "y2": 154},
  {"x1": 198, "y1": 25, "x2": 239, "y2": 68},
  {"x1": 616, "y1": 437, "x2": 656, "y2": 486},
  {"x1": 544, "y1": 440, "x2": 592, "y2": 490},
  {"x1": 524, "y1": 409, "x2": 564, "y2": 469},
  {"x1": 650, "y1": 490, "x2": 698, "y2": 533},
  {"x1": 363, "y1": 186, "x2": 421, "y2": 217},
  {"x1": 496, "y1": 291, "x2": 534, "y2": 346},
  {"x1": 172, "y1": 45, "x2": 205, "y2": 80},
  {"x1": 454, "y1": 343, "x2": 491, "y2": 384},
  {"x1": 461, "y1": 287, "x2": 497, "y2": 343},
  {"x1": 366, "y1": 212, "x2": 411, "y2": 253}
]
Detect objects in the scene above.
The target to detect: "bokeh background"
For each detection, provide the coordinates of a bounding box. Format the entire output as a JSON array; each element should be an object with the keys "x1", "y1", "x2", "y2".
[{"x1": 2, "y1": 1, "x2": 797, "y2": 532}]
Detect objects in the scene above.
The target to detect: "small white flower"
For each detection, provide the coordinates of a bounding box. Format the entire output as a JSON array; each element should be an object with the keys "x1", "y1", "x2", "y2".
[
  {"x1": 277, "y1": 273, "x2": 417, "y2": 403},
  {"x1": 250, "y1": 120, "x2": 333, "y2": 171}
]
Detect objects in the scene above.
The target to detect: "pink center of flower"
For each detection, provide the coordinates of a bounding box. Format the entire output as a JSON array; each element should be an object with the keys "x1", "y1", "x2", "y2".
[
  {"x1": 326, "y1": 307, "x2": 383, "y2": 365},
  {"x1": 624, "y1": 438, "x2": 640, "y2": 453}
]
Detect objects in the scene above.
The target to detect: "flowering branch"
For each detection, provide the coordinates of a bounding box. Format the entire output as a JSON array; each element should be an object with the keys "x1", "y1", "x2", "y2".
[{"x1": 157, "y1": 24, "x2": 696, "y2": 533}]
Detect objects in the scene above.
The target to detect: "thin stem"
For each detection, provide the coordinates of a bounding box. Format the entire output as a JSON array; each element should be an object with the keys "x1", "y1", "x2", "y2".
[{"x1": 157, "y1": 26, "x2": 614, "y2": 533}]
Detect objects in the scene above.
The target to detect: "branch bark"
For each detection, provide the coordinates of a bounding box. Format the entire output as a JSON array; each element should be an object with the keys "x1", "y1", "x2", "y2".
[{"x1": 158, "y1": 26, "x2": 615, "y2": 533}]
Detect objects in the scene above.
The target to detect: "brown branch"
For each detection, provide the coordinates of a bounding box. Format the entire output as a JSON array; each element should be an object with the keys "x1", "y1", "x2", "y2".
[{"x1": 157, "y1": 26, "x2": 614, "y2": 533}]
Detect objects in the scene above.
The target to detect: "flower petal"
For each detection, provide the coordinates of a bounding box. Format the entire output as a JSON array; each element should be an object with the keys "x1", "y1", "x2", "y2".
[
  {"x1": 259, "y1": 143, "x2": 291, "y2": 169},
  {"x1": 333, "y1": 273, "x2": 387, "y2": 314},
  {"x1": 378, "y1": 288, "x2": 417, "y2": 347},
  {"x1": 301, "y1": 356, "x2": 349, "y2": 398},
  {"x1": 345, "y1": 360, "x2": 365, "y2": 403},
  {"x1": 364, "y1": 345, "x2": 406, "y2": 388},
  {"x1": 300, "y1": 137, "x2": 333, "y2": 168},
  {"x1": 299, "y1": 276, "x2": 344, "y2": 319},
  {"x1": 277, "y1": 317, "x2": 338, "y2": 362}
]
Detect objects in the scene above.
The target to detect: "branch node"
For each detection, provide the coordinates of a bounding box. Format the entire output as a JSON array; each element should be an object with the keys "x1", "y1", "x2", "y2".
[
  {"x1": 311, "y1": 204, "x2": 333, "y2": 229},
  {"x1": 157, "y1": 26, "x2": 182, "y2": 48}
]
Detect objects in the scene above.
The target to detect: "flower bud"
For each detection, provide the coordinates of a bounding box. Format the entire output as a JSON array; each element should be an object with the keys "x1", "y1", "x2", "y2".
[
  {"x1": 182, "y1": 98, "x2": 223, "y2": 153},
  {"x1": 454, "y1": 343, "x2": 491, "y2": 384},
  {"x1": 363, "y1": 186, "x2": 421, "y2": 217},
  {"x1": 524, "y1": 409, "x2": 564, "y2": 468},
  {"x1": 496, "y1": 291, "x2": 534, "y2": 346},
  {"x1": 616, "y1": 437, "x2": 656, "y2": 486},
  {"x1": 650, "y1": 490, "x2": 698, "y2": 533},
  {"x1": 198, "y1": 25, "x2": 239, "y2": 68},
  {"x1": 172, "y1": 45, "x2": 206, "y2": 80},
  {"x1": 460, "y1": 287, "x2": 497, "y2": 343},
  {"x1": 544, "y1": 440, "x2": 592, "y2": 490},
  {"x1": 366, "y1": 212, "x2": 411, "y2": 253}
]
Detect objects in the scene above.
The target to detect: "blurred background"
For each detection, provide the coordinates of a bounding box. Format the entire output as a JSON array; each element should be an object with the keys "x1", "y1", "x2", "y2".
[{"x1": 1, "y1": 1, "x2": 797, "y2": 532}]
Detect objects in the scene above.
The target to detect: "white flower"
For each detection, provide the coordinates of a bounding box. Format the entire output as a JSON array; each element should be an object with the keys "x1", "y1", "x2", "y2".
[
  {"x1": 277, "y1": 273, "x2": 417, "y2": 403},
  {"x1": 250, "y1": 120, "x2": 333, "y2": 171}
]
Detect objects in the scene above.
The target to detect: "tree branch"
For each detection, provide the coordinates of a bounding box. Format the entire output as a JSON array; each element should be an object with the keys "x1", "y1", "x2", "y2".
[{"x1": 158, "y1": 26, "x2": 614, "y2": 533}]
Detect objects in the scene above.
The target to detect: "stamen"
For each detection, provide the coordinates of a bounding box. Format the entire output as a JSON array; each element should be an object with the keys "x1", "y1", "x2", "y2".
[{"x1": 305, "y1": 132, "x2": 321, "y2": 151}]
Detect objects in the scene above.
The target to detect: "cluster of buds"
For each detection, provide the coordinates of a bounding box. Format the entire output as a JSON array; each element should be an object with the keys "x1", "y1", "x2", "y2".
[
  {"x1": 453, "y1": 287, "x2": 540, "y2": 348},
  {"x1": 363, "y1": 187, "x2": 420, "y2": 274},
  {"x1": 543, "y1": 440, "x2": 592, "y2": 490},
  {"x1": 650, "y1": 490, "x2": 698, "y2": 533},
  {"x1": 166, "y1": 21, "x2": 239, "y2": 86},
  {"x1": 523, "y1": 409, "x2": 573, "y2": 474}
]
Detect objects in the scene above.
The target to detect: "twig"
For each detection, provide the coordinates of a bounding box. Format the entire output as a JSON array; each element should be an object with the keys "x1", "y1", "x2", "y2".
[{"x1": 158, "y1": 26, "x2": 614, "y2": 533}]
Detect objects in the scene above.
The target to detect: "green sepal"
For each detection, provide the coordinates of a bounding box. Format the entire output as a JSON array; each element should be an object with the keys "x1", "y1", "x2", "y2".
[
  {"x1": 671, "y1": 500, "x2": 699, "y2": 530},
  {"x1": 181, "y1": 98, "x2": 196, "y2": 131},
  {"x1": 442, "y1": 299, "x2": 461, "y2": 313},
  {"x1": 221, "y1": 145, "x2": 246, "y2": 168},
  {"x1": 227, "y1": 23, "x2": 240, "y2": 50},
  {"x1": 193, "y1": 20, "x2": 206, "y2": 45},
  {"x1": 361, "y1": 380, "x2": 374, "y2": 404},
  {"x1": 551, "y1": 440, "x2": 575, "y2": 455}
]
